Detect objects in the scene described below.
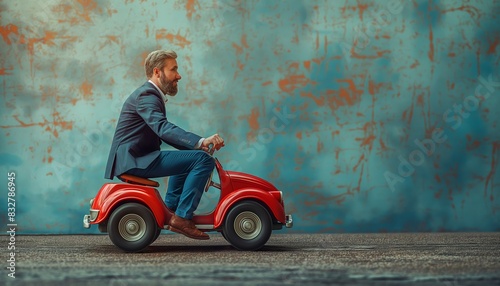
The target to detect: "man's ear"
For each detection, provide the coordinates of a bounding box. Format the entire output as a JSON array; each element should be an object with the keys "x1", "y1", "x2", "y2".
[{"x1": 152, "y1": 67, "x2": 160, "y2": 77}]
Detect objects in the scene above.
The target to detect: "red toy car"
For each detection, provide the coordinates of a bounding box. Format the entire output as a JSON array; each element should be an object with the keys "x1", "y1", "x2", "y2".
[{"x1": 83, "y1": 157, "x2": 293, "y2": 252}]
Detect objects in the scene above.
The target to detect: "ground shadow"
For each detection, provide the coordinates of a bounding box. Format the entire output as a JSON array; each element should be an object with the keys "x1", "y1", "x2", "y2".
[{"x1": 87, "y1": 243, "x2": 297, "y2": 254}]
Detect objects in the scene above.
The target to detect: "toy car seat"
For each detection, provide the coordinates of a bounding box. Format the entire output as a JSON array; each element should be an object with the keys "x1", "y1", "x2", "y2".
[{"x1": 118, "y1": 174, "x2": 159, "y2": 187}]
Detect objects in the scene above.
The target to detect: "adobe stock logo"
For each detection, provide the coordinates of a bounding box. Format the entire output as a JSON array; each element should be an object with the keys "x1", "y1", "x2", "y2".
[{"x1": 385, "y1": 74, "x2": 500, "y2": 192}]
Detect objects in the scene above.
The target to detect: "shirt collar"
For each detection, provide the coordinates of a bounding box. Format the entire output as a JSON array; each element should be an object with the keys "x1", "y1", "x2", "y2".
[{"x1": 148, "y1": 80, "x2": 168, "y2": 102}]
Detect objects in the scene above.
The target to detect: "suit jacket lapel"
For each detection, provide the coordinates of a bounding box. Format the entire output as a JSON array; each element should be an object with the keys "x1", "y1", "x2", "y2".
[{"x1": 144, "y1": 81, "x2": 166, "y2": 113}]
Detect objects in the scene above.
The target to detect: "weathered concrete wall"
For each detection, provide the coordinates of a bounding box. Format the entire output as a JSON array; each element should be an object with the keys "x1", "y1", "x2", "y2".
[{"x1": 0, "y1": 0, "x2": 499, "y2": 233}]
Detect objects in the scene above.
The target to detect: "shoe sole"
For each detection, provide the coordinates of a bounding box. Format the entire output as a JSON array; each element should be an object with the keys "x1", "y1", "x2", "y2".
[{"x1": 167, "y1": 225, "x2": 210, "y2": 240}]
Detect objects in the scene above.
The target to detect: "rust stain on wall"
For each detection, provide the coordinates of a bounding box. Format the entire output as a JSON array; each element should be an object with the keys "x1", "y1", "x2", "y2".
[
  {"x1": 0, "y1": 113, "x2": 73, "y2": 138},
  {"x1": 279, "y1": 74, "x2": 314, "y2": 93},
  {"x1": 79, "y1": 80, "x2": 94, "y2": 100},
  {"x1": 156, "y1": 29, "x2": 191, "y2": 48},
  {"x1": 0, "y1": 24, "x2": 19, "y2": 44},
  {"x1": 185, "y1": 0, "x2": 200, "y2": 20}
]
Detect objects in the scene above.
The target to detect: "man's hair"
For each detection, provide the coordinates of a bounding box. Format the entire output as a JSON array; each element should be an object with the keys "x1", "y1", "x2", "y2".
[{"x1": 144, "y1": 50, "x2": 177, "y2": 78}]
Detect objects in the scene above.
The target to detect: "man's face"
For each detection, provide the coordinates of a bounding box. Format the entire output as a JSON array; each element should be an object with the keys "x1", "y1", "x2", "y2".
[{"x1": 156, "y1": 58, "x2": 181, "y2": 96}]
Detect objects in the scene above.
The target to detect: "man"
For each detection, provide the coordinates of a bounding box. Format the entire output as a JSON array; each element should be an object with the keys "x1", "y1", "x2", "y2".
[{"x1": 104, "y1": 49, "x2": 224, "y2": 240}]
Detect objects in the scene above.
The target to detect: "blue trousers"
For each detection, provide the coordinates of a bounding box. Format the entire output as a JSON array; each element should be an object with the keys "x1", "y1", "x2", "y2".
[{"x1": 126, "y1": 150, "x2": 215, "y2": 220}]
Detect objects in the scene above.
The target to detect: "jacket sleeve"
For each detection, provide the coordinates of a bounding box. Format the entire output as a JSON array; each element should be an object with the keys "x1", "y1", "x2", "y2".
[{"x1": 136, "y1": 92, "x2": 202, "y2": 150}]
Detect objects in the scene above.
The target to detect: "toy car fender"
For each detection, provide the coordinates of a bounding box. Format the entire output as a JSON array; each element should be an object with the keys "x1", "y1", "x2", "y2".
[
  {"x1": 213, "y1": 188, "x2": 286, "y2": 229},
  {"x1": 91, "y1": 184, "x2": 167, "y2": 229}
]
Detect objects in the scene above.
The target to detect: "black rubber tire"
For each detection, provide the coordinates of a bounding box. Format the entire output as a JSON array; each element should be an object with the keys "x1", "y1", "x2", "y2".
[
  {"x1": 107, "y1": 203, "x2": 157, "y2": 252},
  {"x1": 151, "y1": 227, "x2": 161, "y2": 244},
  {"x1": 222, "y1": 201, "x2": 272, "y2": 251},
  {"x1": 98, "y1": 223, "x2": 107, "y2": 233}
]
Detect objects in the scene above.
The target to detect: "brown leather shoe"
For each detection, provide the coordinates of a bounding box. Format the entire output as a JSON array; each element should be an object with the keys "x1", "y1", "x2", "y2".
[{"x1": 168, "y1": 214, "x2": 209, "y2": 240}]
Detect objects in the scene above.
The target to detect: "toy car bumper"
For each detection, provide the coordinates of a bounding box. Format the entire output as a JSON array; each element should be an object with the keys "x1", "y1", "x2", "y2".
[
  {"x1": 83, "y1": 208, "x2": 99, "y2": 229},
  {"x1": 83, "y1": 215, "x2": 91, "y2": 229},
  {"x1": 285, "y1": 214, "x2": 293, "y2": 228}
]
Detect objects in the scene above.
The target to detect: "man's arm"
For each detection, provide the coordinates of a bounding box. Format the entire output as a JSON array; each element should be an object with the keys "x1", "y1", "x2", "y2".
[{"x1": 136, "y1": 92, "x2": 201, "y2": 149}]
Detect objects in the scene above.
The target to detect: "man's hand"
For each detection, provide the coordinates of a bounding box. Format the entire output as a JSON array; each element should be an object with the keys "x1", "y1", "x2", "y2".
[{"x1": 201, "y1": 134, "x2": 225, "y2": 153}]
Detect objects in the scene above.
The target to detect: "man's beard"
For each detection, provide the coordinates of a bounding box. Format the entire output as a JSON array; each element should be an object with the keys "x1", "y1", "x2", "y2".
[{"x1": 159, "y1": 72, "x2": 178, "y2": 96}]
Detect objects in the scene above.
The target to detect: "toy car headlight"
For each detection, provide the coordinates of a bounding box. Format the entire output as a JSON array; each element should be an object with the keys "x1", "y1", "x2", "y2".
[{"x1": 89, "y1": 209, "x2": 99, "y2": 221}]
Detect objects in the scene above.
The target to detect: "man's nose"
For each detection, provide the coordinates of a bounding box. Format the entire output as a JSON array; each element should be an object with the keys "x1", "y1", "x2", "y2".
[{"x1": 177, "y1": 73, "x2": 182, "y2": 80}]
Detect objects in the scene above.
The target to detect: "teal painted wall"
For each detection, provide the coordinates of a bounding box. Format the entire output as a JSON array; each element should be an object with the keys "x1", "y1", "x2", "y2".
[{"x1": 1, "y1": 0, "x2": 499, "y2": 233}]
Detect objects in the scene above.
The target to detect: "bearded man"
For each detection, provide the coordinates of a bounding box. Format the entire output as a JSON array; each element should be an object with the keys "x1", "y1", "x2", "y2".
[{"x1": 104, "y1": 49, "x2": 224, "y2": 240}]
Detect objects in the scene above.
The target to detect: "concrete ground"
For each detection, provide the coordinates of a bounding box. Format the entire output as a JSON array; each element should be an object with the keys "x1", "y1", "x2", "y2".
[{"x1": 1, "y1": 233, "x2": 499, "y2": 285}]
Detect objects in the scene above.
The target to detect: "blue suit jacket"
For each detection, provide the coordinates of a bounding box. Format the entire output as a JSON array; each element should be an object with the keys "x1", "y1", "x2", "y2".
[{"x1": 104, "y1": 82, "x2": 202, "y2": 179}]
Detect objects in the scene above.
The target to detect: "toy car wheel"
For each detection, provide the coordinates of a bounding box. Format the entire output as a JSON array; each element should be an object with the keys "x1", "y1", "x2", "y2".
[
  {"x1": 151, "y1": 227, "x2": 161, "y2": 244},
  {"x1": 223, "y1": 201, "x2": 272, "y2": 251},
  {"x1": 107, "y1": 203, "x2": 157, "y2": 252},
  {"x1": 98, "y1": 223, "x2": 107, "y2": 233}
]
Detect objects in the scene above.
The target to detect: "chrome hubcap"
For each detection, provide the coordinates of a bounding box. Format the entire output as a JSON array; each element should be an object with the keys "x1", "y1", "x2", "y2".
[
  {"x1": 234, "y1": 211, "x2": 261, "y2": 240},
  {"x1": 118, "y1": 214, "x2": 146, "y2": 241}
]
